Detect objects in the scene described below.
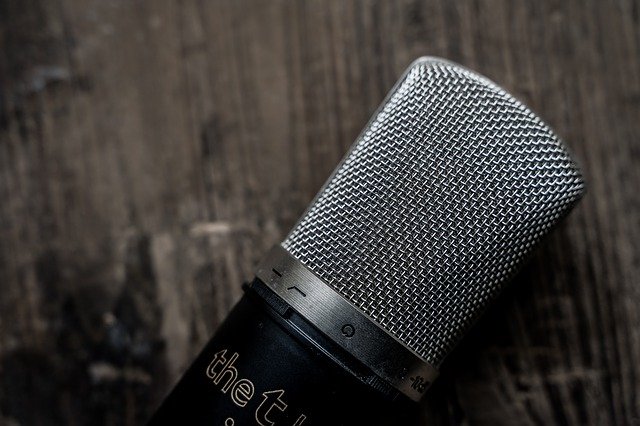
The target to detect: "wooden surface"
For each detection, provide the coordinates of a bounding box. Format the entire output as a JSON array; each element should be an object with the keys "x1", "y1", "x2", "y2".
[{"x1": 1, "y1": 0, "x2": 639, "y2": 424}]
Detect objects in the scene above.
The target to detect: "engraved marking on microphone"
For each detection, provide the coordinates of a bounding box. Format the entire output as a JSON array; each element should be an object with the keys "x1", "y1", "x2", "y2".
[
  {"x1": 206, "y1": 348, "x2": 308, "y2": 425},
  {"x1": 341, "y1": 324, "x2": 356, "y2": 338},
  {"x1": 286, "y1": 286, "x2": 306, "y2": 297},
  {"x1": 409, "y1": 376, "x2": 429, "y2": 393}
]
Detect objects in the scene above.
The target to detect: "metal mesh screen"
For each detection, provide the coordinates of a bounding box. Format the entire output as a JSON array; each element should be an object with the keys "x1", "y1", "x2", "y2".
[{"x1": 282, "y1": 58, "x2": 584, "y2": 366}]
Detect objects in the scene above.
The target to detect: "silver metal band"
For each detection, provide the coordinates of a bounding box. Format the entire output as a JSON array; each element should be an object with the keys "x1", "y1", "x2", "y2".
[{"x1": 254, "y1": 245, "x2": 438, "y2": 401}]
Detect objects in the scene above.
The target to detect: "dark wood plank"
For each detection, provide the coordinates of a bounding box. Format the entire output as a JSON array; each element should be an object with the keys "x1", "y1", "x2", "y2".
[{"x1": 0, "y1": 0, "x2": 638, "y2": 424}]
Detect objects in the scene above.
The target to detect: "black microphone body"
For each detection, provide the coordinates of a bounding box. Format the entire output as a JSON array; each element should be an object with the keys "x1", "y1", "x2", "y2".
[
  {"x1": 148, "y1": 57, "x2": 584, "y2": 425},
  {"x1": 148, "y1": 282, "x2": 418, "y2": 426}
]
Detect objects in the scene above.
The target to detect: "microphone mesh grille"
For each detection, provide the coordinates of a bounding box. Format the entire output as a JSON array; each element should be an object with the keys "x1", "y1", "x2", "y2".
[{"x1": 282, "y1": 58, "x2": 584, "y2": 366}]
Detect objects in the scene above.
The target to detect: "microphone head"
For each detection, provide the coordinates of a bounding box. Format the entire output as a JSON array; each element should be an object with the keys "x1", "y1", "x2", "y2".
[{"x1": 281, "y1": 57, "x2": 584, "y2": 367}]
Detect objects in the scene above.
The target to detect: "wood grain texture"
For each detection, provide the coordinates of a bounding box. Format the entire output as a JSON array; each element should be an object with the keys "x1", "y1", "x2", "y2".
[{"x1": 0, "y1": 0, "x2": 638, "y2": 424}]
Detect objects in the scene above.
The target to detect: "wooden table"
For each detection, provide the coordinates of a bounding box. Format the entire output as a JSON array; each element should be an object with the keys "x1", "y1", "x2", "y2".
[{"x1": 1, "y1": 1, "x2": 638, "y2": 424}]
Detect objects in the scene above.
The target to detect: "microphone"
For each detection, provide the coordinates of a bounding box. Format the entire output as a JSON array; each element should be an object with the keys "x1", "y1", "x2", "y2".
[{"x1": 148, "y1": 57, "x2": 584, "y2": 425}]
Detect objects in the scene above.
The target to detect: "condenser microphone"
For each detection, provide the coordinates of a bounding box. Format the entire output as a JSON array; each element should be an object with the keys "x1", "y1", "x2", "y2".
[{"x1": 148, "y1": 57, "x2": 585, "y2": 425}]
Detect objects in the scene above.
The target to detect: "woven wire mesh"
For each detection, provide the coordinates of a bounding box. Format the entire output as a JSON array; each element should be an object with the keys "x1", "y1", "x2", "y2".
[{"x1": 282, "y1": 58, "x2": 584, "y2": 366}]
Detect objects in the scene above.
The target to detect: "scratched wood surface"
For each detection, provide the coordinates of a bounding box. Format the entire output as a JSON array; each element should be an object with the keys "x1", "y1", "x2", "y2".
[{"x1": 0, "y1": 0, "x2": 638, "y2": 425}]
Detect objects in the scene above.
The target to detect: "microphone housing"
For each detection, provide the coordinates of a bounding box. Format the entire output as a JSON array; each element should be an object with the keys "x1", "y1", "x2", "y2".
[
  {"x1": 148, "y1": 57, "x2": 585, "y2": 425},
  {"x1": 148, "y1": 283, "x2": 420, "y2": 425}
]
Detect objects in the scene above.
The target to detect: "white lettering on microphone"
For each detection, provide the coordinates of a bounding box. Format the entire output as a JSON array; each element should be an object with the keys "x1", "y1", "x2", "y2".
[
  {"x1": 255, "y1": 390, "x2": 287, "y2": 426},
  {"x1": 206, "y1": 349, "x2": 307, "y2": 425}
]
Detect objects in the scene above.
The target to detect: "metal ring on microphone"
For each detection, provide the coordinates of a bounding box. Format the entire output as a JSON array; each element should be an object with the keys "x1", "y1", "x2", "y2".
[{"x1": 255, "y1": 245, "x2": 438, "y2": 402}]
